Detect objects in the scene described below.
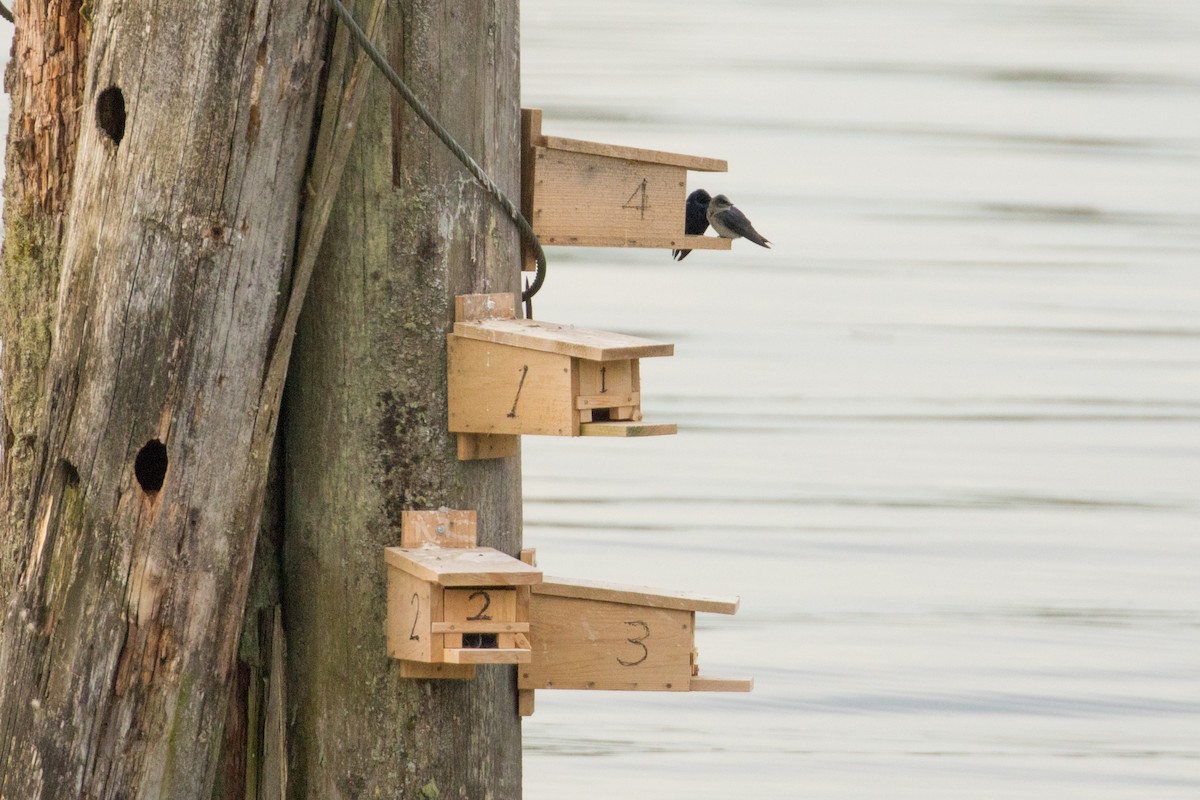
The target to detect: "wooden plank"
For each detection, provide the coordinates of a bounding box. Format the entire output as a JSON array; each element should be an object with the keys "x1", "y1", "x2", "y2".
[
  {"x1": 578, "y1": 359, "x2": 633, "y2": 398},
  {"x1": 456, "y1": 433, "x2": 520, "y2": 461},
  {"x1": 386, "y1": 570, "x2": 434, "y2": 663},
  {"x1": 519, "y1": 595, "x2": 693, "y2": 691},
  {"x1": 260, "y1": 607, "x2": 288, "y2": 800},
  {"x1": 533, "y1": 147, "x2": 685, "y2": 243},
  {"x1": 576, "y1": 393, "x2": 639, "y2": 411},
  {"x1": 431, "y1": 621, "x2": 530, "y2": 634},
  {"x1": 399, "y1": 662, "x2": 476, "y2": 680},
  {"x1": 384, "y1": 547, "x2": 542, "y2": 586},
  {"x1": 444, "y1": 587, "x2": 517, "y2": 649},
  {"x1": 533, "y1": 577, "x2": 739, "y2": 615},
  {"x1": 540, "y1": 135, "x2": 727, "y2": 173},
  {"x1": 689, "y1": 676, "x2": 754, "y2": 693},
  {"x1": 455, "y1": 292, "x2": 517, "y2": 323},
  {"x1": 518, "y1": 549, "x2": 537, "y2": 567},
  {"x1": 448, "y1": 338, "x2": 577, "y2": 435},
  {"x1": 520, "y1": 110, "x2": 543, "y2": 272},
  {"x1": 515, "y1": 586, "x2": 531, "y2": 651},
  {"x1": 443, "y1": 648, "x2": 532, "y2": 665},
  {"x1": 453, "y1": 319, "x2": 673, "y2": 361},
  {"x1": 400, "y1": 509, "x2": 477, "y2": 548},
  {"x1": 579, "y1": 421, "x2": 677, "y2": 437},
  {"x1": 535, "y1": 233, "x2": 732, "y2": 250},
  {"x1": 444, "y1": 587, "x2": 518, "y2": 625},
  {"x1": 518, "y1": 689, "x2": 535, "y2": 717}
]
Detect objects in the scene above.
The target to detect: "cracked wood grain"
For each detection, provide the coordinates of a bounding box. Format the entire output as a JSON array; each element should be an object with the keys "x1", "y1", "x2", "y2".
[{"x1": 0, "y1": 1, "x2": 330, "y2": 797}]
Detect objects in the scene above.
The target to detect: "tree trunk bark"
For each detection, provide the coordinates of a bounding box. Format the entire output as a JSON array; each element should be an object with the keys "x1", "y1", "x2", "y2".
[
  {"x1": 0, "y1": 0, "x2": 90, "y2": 623},
  {"x1": 281, "y1": 1, "x2": 524, "y2": 797},
  {"x1": 0, "y1": 2, "x2": 329, "y2": 797}
]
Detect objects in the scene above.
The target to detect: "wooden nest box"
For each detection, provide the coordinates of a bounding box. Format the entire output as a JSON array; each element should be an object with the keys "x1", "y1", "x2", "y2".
[
  {"x1": 521, "y1": 107, "x2": 731, "y2": 265},
  {"x1": 448, "y1": 293, "x2": 677, "y2": 460},
  {"x1": 385, "y1": 510, "x2": 542, "y2": 679},
  {"x1": 385, "y1": 511, "x2": 753, "y2": 710},
  {"x1": 516, "y1": 562, "x2": 752, "y2": 716}
]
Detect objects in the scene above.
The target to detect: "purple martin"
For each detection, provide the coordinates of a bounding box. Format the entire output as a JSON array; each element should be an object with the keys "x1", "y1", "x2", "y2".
[
  {"x1": 673, "y1": 188, "x2": 712, "y2": 261},
  {"x1": 707, "y1": 194, "x2": 771, "y2": 249}
]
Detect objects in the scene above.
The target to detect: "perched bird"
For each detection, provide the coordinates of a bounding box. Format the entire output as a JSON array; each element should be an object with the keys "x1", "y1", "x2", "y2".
[
  {"x1": 707, "y1": 194, "x2": 771, "y2": 249},
  {"x1": 673, "y1": 188, "x2": 712, "y2": 261}
]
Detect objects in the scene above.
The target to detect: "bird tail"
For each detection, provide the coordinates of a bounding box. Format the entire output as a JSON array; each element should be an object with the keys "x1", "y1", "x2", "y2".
[
  {"x1": 672, "y1": 248, "x2": 693, "y2": 261},
  {"x1": 746, "y1": 232, "x2": 771, "y2": 249}
]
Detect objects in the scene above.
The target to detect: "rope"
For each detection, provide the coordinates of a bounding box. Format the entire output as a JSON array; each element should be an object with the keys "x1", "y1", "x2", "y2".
[{"x1": 329, "y1": 0, "x2": 546, "y2": 303}]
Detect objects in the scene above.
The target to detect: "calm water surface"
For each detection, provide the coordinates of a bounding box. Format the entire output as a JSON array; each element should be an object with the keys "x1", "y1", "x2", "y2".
[{"x1": 519, "y1": 1, "x2": 1199, "y2": 798}]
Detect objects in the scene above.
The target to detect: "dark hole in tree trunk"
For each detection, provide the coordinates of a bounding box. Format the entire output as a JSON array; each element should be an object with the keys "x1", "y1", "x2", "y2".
[
  {"x1": 96, "y1": 86, "x2": 127, "y2": 145},
  {"x1": 58, "y1": 459, "x2": 80, "y2": 488},
  {"x1": 134, "y1": 439, "x2": 168, "y2": 493}
]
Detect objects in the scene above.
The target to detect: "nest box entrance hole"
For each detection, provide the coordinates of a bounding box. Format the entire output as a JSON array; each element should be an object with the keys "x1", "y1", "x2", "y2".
[{"x1": 462, "y1": 633, "x2": 499, "y2": 649}]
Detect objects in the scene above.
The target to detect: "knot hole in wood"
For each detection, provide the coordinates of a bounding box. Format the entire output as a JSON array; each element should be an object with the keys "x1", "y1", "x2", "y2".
[
  {"x1": 134, "y1": 439, "x2": 168, "y2": 494},
  {"x1": 96, "y1": 86, "x2": 126, "y2": 145}
]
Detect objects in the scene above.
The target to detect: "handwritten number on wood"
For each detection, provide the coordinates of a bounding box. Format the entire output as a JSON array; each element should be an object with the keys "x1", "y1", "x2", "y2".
[
  {"x1": 507, "y1": 365, "x2": 529, "y2": 418},
  {"x1": 409, "y1": 593, "x2": 421, "y2": 641},
  {"x1": 616, "y1": 620, "x2": 650, "y2": 666},
  {"x1": 622, "y1": 178, "x2": 650, "y2": 219},
  {"x1": 466, "y1": 590, "x2": 493, "y2": 621}
]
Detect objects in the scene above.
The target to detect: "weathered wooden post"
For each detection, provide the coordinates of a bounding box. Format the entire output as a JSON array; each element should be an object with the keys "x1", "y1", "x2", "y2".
[
  {"x1": 1, "y1": 1, "x2": 523, "y2": 796},
  {"x1": 280, "y1": 1, "x2": 525, "y2": 797},
  {"x1": 0, "y1": 1, "x2": 329, "y2": 797}
]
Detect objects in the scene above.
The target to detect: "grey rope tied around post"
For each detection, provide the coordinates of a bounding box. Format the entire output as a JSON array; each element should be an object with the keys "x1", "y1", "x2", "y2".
[{"x1": 329, "y1": 0, "x2": 547, "y2": 305}]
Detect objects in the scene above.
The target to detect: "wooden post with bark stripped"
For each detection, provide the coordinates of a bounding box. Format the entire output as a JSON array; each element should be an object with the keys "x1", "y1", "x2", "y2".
[
  {"x1": 280, "y1": 1, "x2": 525, "y2": 796},
  {"x1": 0, "y1": 1, "x2": 523, "y2": 797}
]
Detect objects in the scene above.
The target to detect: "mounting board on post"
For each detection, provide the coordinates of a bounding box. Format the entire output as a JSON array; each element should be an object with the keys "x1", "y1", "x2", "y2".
[
  {"x1": 520, "y1": 108, "x2": 732, "y2": 268},
  {"x1": 385, "y1": 509, "x2": 542, "y2": 679},
  {"x1": 448, "y1": 293, "x2": 677, "y2": 461}
]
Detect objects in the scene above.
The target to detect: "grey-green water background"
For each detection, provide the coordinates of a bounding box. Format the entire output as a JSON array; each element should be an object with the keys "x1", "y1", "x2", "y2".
[{"x1": 519, "y1": 0, "x2": 1199, "y2": 797}]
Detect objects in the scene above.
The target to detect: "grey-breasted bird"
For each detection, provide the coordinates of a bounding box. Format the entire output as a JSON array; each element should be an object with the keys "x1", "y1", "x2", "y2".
[
  {"x1": 673, "y1": 188, "x2": 712, "y2": 261},
  {"x1": 707, "y1": 194, "x2": 771, "y2": 249}
]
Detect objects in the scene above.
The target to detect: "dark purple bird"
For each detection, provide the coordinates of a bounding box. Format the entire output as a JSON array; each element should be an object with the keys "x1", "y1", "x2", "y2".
[{"x1": 672, "y1": 188, "x2": 712, "y2": 261}]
